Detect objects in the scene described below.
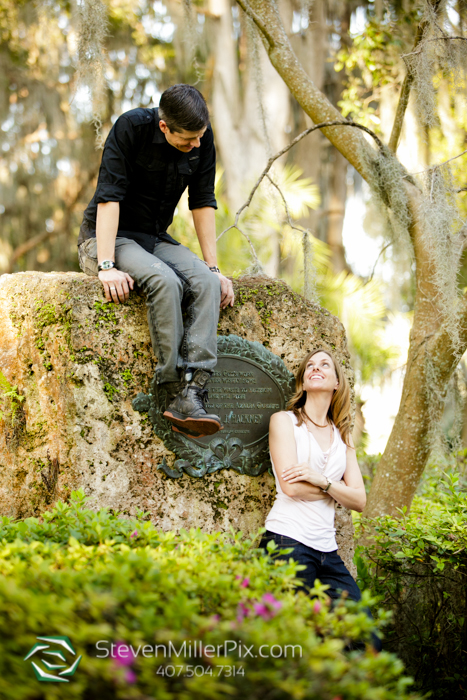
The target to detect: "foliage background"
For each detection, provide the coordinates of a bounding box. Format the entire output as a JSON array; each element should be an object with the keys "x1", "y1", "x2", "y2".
[
  {"x1": 0, "y1": 491, "x2": 417, "y2": 700},
  {"x1": 356, "y1": 464, "x2": 467, "y2": 699},
  {"x1": 2, "y1": 2, "x2": 467, "y2": 695}
]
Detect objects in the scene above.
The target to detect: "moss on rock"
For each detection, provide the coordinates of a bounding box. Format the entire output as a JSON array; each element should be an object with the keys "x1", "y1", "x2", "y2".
[{"x1": 0, "y1": 271, "x2": 355, "y2": 573}]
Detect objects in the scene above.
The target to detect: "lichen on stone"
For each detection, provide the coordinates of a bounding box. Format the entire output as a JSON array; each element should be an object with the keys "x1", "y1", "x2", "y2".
[{"x1": 0, "y1": 271, "x2": 355, "y2": 573}]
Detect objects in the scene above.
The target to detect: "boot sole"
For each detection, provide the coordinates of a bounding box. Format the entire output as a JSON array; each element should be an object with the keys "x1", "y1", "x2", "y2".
[
  {"x1": 163, "y1": 410, "x2": 222, "y2": 436},
  {"x1": 172, "y1": 425, "x2": 210, "y2": 439}
]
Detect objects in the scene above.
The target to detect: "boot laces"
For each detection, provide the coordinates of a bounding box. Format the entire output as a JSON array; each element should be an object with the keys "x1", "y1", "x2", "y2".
[
  {"x1": 181, "y1": 381, "x2": 209, "y2": 411},
  {"x1": 192, "y1": 386, "x2": 208, "y2": 411}
]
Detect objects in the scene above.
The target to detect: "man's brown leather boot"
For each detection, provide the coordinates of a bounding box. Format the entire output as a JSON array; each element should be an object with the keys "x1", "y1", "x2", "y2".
[{"x1": 163, "y1": 369, "x2": 222, "y2": 436}]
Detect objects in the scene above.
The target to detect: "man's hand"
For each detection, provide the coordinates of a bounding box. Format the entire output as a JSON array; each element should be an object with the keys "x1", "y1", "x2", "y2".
[
  {"x1": 98, "y1": 268, "x2": 135, "y2": 304},
  {"x1": 213, "y1": 272, "x2": 235, "y2": 309},
  {"x1": 192, "y1": 208, "x2": 234, "y2": 309}
]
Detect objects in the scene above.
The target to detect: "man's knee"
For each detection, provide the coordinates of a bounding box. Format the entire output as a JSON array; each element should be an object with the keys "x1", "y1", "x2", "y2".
[
  {"x1": 192, "y1": 268, "x2": 221, "y2": 301},
  {"x1": 78, "y1": 240, "x2": 99, "y2": 277},
  {"x1": 143, "y1": 268, "x2": 183, "y2": 298}
]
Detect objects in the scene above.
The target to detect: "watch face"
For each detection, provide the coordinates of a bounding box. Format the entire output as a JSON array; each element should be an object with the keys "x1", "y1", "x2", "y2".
[{"x1": 100, "y1": 261, "x2": 114, "y2": 270}]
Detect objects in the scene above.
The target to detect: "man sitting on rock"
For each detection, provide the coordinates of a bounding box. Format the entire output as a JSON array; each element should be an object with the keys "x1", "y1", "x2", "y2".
[{"x1": 77, "y1": 84, "x2": 234, "y2": 437}]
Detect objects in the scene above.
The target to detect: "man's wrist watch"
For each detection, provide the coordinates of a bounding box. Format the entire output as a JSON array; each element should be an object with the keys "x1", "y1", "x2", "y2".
[
  {"x1": 98, "y1": 260, "x2": 116, "y2": 272},
  {"x1": 208, "y1": 265, "x2": 221, "y2": 274},
  {"x1": 321, "y1": 476, "x2": 333, "y2": 492}
]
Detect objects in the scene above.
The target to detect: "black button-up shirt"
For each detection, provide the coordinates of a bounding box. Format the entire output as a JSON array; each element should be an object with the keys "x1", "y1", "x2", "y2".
[{"x1": 79, "y1": 107, "x2": 217, "y2": 252}]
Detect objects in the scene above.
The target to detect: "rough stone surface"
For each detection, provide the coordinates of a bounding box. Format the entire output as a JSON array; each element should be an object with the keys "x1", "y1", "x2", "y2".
[{"x1": 0, "y1": 271, "x2": 356, "y2": 575}]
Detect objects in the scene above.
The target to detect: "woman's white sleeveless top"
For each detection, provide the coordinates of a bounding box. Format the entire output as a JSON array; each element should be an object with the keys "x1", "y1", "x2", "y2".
[{"x1": 265, "y1": 411, "x2": 347, "y2": 552}]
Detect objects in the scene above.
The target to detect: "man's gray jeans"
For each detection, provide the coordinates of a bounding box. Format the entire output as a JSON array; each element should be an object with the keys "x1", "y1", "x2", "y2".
[{"x1": 78, "y1": 236, "x2": 221, "y2": 384}]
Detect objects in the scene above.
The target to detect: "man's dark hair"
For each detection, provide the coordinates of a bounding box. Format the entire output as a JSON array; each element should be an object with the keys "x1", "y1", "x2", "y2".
[{"x1": 158, "y1": 84, "x2": 209, "y2": 133}]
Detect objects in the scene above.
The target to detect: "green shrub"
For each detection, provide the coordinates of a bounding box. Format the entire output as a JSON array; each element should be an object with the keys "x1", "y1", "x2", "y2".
[
  {"x1": 0, "y1": 491, "x2": 418, "y2": 700},
  {"x1": 357, "y1": 472, "x2": 467, "y2": 699}
]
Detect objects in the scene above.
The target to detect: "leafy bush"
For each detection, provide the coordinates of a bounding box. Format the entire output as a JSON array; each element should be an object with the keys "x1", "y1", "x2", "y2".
[
  {"x1": 0, "y1": 491, "x2": 418, "y2": 700},
  {"x1": 0, "y1": 492, "x2": 160, "y2": 548},
  {"x1": 357, "y1": 472, "x2": 467, "y2": 699}
]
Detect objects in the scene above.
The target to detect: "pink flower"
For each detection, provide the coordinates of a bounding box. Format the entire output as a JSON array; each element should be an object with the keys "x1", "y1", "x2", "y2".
[
  {"x1": 130, "y1": 530, "x2": 138, "y2": 538},
  {"x1": 251, "y1": 594, "x2": 282, "y2": 619},
  {"x1": 313, "y1": 601, "x2": 322, "y2": 614},
  {"x1": 262, "y1": 593, "x2": 282, "y2": 610},
  {"x1": 240, "y1": 578, "x2": 250, "y2": 588},
  {"x1": 237, "y1": 602, "x2": 250, "y2": 622},
  {"x1": 253, "y1": 602, "x2": 272, "y2": 619},
  {"x1": 125, "y1": 669, "x2": 137, "y2": 684},
  {"x1": 114, "y1": 643, "x2": 134, "y2": 667}
]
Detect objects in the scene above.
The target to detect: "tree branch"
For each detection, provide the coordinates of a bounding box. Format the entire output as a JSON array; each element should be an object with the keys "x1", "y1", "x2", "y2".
[
  {"x1": 8, "y1": 228, "x2": 65, "y2": 271},
  {"x1": 217, "y1": 121, "x2": 384, "y2": 262},
  {"x1": 366, "y1": 242, "x2": 392, "y2": 283},
  {"x1": 235, "y1": 0, "x2": 275, "y2": 46},
  {"x1": 388, "y1": 72, "x2": 415, "y2": 154},
  {"x1": 389, "y1": 19, "x2": 432, "y2": 151},
  {"x1": 402, "y1": 35, "x2": 467, "y2": 58},
  {"x1": 235, "y1": 0, "x2": 378, "y2": 180},
  {"x1": 405, "y1": 148, "x2": 467, "y2": 175},
  {"x1": 265, "y1": 174, "x2": 317, "y2": 299},
  {"x1": 389, "y1": 0, "x2": 445, "y2": 152},
  {"x1": 7, "y1": 168, "x2": 97, "y2": 273}
]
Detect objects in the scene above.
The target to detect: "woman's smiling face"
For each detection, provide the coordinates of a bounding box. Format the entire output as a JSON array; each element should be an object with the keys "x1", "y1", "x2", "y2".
[{"x1": 302, "y1": 351, "x2": 339, "y2": 394}]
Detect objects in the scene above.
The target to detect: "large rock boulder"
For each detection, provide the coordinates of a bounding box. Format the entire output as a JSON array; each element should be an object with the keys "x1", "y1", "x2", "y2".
[{"x1": 0, "y1": 272, "x2": 356, "y2": 573}]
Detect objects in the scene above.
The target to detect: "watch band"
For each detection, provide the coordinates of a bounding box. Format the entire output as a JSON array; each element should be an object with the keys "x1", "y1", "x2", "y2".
[
  {"x1": 321, "y1": 477, "x2": 332, "y2": 492},
  {"x1": 98, "y1": 260, "x2": 116, "y2": 272},
  {"x1": 208, "y1": 265, "x2": 221, "y2": 274}
]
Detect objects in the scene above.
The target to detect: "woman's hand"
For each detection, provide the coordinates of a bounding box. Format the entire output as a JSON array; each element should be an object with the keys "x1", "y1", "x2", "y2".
[{"x1": 282, "y1": 462, "x2": 327, "y2": 490}]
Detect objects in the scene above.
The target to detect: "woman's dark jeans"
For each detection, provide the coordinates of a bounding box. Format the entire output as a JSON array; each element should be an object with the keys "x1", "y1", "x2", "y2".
[
  {"x1": 260, "y1": 530, "x2": 361, "y2": 601},
  {"x1": 259, "y1": 530, "x2": 382, "y2": 651}
]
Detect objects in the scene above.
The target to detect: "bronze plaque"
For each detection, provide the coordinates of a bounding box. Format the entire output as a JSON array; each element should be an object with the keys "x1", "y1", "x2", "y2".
[
  {"x1": 132, "y1": 335, "x2": 294, "y2": 478},
  {"x1": 196, "y1": 355, "x2": 284, "y2": 449}
]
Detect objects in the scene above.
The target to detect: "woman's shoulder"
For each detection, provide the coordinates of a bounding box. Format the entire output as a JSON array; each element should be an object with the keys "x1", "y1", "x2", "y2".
[
  {"x1": 331, "y1": 422, "x2": 348, "y2": 450},
  {"x1": 269, "y1": 410, "x2": 297, "y2": 428}
]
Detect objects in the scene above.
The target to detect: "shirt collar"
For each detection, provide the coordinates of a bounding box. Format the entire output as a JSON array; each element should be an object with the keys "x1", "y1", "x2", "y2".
[{"x1": 152, "y1": 108, "x2": 166, "y2": 144}]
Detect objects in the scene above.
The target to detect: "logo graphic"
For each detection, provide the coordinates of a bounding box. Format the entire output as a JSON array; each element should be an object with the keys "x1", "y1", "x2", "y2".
[{"x1": 24, "y1": 636, "x2": 82, "y2": 682}]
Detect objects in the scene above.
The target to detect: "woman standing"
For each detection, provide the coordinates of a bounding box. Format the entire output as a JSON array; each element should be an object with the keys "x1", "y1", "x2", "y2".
[{"x1": 260, "y1": 348, "x2": 371, "y2": 615}]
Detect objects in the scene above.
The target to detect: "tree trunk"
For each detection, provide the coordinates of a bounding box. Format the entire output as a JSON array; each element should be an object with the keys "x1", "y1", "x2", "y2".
[
  {"x1": 289, "y1": 0, "x2": 326, "y2": 243},
  {"x1": 325, "y1": 149, "x2": 349, "y2": 273},
  {"x1": 235, "y1": 0, "x2": 376, "y2": 179},
  {"x1": 290, "y1": 0, "x2": 350, "y2": 272},
  {"x1": 237, "y1": 0, "x2": 467, "y2": 515},
  {"x1": 206, "y1": 0, "x2": 291, "y2": 210},
  {"x1": 363, "y1": 184, "x2": 467, "y2": 516}
]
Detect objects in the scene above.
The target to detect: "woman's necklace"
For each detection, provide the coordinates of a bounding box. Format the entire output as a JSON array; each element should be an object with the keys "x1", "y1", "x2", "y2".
[
  {"x1": 302, "y1": 408, "x2": 328, "y2": 429},
  {"x1": 302, "y1": 409, "x2": 333, "y2": 457}
]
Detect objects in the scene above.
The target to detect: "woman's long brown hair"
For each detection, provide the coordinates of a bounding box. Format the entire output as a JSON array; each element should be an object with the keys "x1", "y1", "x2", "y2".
[{"x1": 286, "y1": 348, "x2": 352, "y2": 447}]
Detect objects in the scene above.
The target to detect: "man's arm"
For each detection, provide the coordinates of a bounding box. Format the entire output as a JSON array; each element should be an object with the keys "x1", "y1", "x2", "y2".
[
  {"x1": 96, "y1": 201, "x2": 134, "y2": 304},
  {"x1": 192, "y1": 206, "x2": 234, "y2": 309}
]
